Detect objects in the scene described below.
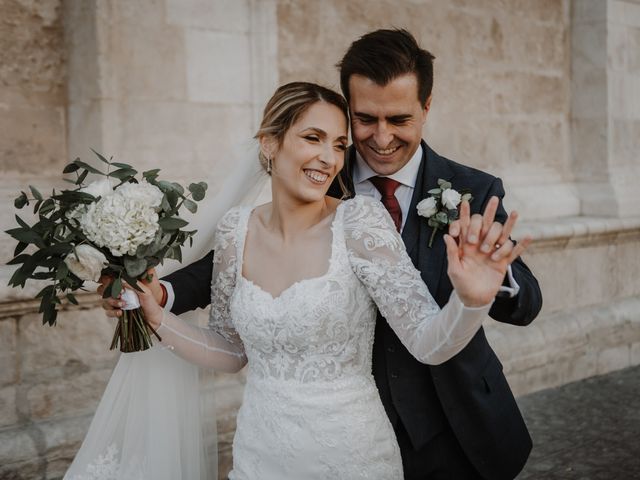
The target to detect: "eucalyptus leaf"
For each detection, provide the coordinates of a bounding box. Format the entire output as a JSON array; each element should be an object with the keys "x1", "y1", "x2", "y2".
[
  {"x1": 13, "y1": 241, "x2": 28, "y2": 257},
  {"x1": 74, "y1": 160, "x2": 104, "y2": 175},
  {"x1": 77, "y1": 169, "x2": 89, "y2": 185},
  {"x1": 110, "y1": 162, "x2": 133, "y2": 169},
  {"x1": 188, "y1": 183, "x2": 206, "y2": 201},
  {"x1": 29, "y1": 185, "x2": 43, "y2": 201},
  {"x1": 14, "y1": 192, "x2": 28, "y2": 209},
  {"x1": 183, "y1": 198, "x2": 197, "y2": 213},
  {"x1": 124, "y1": 257, "x2": 147, "y2": 278},
  {"x1": 63, "y1": 163, "x2": 80, "y2": 174},
  {"x1": 91, "y1": 149, "x2": 111, "y2": 164},
  {"x1": 158, "y1": 217, "x2": 189, "y2": 231},
  {"x1": 55, "y1": 262, "x2": 69, "y2": 280},
  {"x1": 435, "y1": 212, "x2": 449, "y2": 223},
  {"x1": 7, "y1": 253, "x2": 30, "y2": 265},
  {"x1": 111, "y1": 277, "x2": 123, "y2": 299}
]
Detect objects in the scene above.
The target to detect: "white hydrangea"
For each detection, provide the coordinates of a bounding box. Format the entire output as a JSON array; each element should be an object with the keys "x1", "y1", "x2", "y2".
[
  {"x1": 80, "y1": 178, "x2": 114, "y2": 198},
  {"x1": 115, "y1": 181, "x2": 163, "y2": 209},
  {"x1": 77, "y1": 186, "x2": 161, "y2": 257}
]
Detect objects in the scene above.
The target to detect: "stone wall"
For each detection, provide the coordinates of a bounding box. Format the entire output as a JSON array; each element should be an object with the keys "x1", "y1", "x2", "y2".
[
  {"x1": 0, "y1": 0, "x2": 67, "y2": 264},
  {"x1": 0, "y1": 1, "x2": 639, "y2": 479},
  {"x1": 277, "y1": 0, "x2": 576, "y2": 220}
]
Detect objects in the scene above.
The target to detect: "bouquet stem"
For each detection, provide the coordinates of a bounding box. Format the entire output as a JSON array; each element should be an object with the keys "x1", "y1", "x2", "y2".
[{"x1": 109, "y1": 307, "x2": 161, "y2": 353}]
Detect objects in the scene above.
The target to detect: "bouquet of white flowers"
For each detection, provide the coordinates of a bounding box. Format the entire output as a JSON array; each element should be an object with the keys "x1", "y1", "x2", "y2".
[{"x1": 6, "y1": 150, "x2": 207, "y2": 352}]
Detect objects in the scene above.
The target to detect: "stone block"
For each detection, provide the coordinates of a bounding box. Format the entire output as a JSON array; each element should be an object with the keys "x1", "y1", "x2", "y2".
[
  {"x1": 493, "y1": 72, "x2": 566, "y2": 115},
  {"x1": 185, "y1": 30, "x2": 252, "y2": 104},
  {"x1": 573, "y1": 245, "x2": 617, "y2": 306},
  {"x1": 0, "y1": 384, "x2": 18, "y2": 428},
  {"x1": 609, "y1": 73, "x2": 640, "y2": 121},
  {"x1": 571, "y1": 0, "x2": 607, "y2": 25},
  {"x1": 0, "y1": 318, "x2": 18, "y2": 386},
  {"x1": 25, "y1": 367, "x2": 112, "y2": 421},
  {"x1": 452, "y1": 117, "x2": 511, "y2": 169},
  {"x1": 570, "y1": 118, "x2": 609, "y2": 180},
  {"x1": 596, "y1": 345, "x2": 631, "y2": 374},
  {"x1": 610, "y1": 0, "x2": 640, "y2": 27},
  {"x1": 0, "y1": 428, "x2": 38, "y2": 470},
  {"x1": 0, "y1": 104, "x2": 67, "y2": 176},
  {"x1": 504, "y1": 18, "x2": 566, "y2": 71},
  {"x1": 627, "y1": 26, "x2": 640, "y2": 73},
  {"x1": 107, "y1": 24, "x2": 187, "y2": 101},
  {"x1": 166, "y1": 0, "x2": 250, "y2": 31},
  {"x1": 571, "y1": 22, "x2": 607, "y2": 71},
  {"x1": 571, "y1": 68, "x2": 608, "y2": 119},
  {"x1": 612, "y1": 119, "x2": 640, "y2": 166},
  {"x1": 444, "y1": 10, "x2": 505, "y2": 66},
  {"x1": 19, "y1": 309, "x2": 118, "y2": 380}
]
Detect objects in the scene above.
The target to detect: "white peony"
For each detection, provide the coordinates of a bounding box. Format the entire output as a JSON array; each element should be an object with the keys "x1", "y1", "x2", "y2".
[
  {"x1": 80, "y1": 178, "x2": 114, "y2": 198},
  {"x1": 79, "y1": 194, "x2": 160, "y2": 257},
  {"x1": 441, "y1": 188, "x2": 462, "y2": 209},
  {"x1": 65, "y1": 244, "x2": 108, "y2": 282},
  {"x1": 115, "y1": 182, "x2": 163, "y2": 209},
  {"x1": 416, "y1": 197, "x2": 438, "y2": 217}
]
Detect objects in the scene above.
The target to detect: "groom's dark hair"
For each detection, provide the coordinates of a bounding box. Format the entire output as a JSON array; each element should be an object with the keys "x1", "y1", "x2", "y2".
[{"x1": 337, "y1": 29, "x2": 435, "y2": 105}]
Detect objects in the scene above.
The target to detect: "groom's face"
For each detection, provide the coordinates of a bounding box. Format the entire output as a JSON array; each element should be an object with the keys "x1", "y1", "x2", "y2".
[{"x1": 349, "y1": 73, "x2": 430, "y2": 176}]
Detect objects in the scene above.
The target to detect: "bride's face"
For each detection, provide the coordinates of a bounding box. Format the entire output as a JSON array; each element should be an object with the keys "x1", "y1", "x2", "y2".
[{"x1": 269, "y1": 101, "x2": 348, "y2": 203}]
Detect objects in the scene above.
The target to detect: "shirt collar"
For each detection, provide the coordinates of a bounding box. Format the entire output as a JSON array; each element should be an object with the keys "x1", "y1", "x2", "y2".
[{"x1": 353, "y1": 144, "x2": 423, "y2": 188}]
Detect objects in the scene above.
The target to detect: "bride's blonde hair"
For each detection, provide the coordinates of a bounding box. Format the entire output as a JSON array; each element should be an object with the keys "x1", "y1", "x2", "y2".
[{"x1": 255, "y1": 82, "x2": 350, "y2": 197}]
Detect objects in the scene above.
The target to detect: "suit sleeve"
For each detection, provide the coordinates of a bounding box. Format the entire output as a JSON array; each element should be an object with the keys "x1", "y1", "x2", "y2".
[
  {"x1": 483, "y1": 178, "x2": 543, "y2": 326},
  {"x1": 162, "y1": 250, "x2": 214, "y2": 315}
]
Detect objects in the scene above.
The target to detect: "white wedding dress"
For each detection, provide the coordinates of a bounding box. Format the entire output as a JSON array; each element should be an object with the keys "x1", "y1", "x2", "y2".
[{"x1": 157, "y1": 196, "x2": 491, "y2": 479}]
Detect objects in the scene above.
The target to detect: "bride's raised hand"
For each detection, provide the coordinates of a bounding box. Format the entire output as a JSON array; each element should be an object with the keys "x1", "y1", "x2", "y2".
[{"x1": 443, "y1": 197, "x2": 532, "y2": 307}]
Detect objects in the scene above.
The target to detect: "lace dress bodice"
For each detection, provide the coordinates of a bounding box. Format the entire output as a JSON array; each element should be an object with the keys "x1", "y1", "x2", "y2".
[{"x1": 157, "y1": 196, "x2": 491, "y2": 479}]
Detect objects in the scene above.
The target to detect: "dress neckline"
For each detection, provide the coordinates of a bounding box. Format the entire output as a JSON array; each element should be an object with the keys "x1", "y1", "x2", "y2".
[{"x1": 236, "y1": 201, "x2": 346, "y2": 301}]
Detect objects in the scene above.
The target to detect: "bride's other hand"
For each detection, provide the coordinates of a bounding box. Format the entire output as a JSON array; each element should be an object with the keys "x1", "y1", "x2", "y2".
[
  {"x1": 444, "y1": 197, "x2": 532, "y2": 307},
  {"x1": 97, "y1": 268, "x2": 164, "y2": 319}
]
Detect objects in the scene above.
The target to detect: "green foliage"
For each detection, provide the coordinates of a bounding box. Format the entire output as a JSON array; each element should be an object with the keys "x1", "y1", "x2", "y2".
[{"x1": 5, "y1": 150, "x2": 208, "y2": 332}]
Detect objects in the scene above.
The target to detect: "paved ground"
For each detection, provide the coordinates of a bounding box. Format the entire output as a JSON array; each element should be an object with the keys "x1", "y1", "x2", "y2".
[{"x1": 516, "y1": 365, "x2": 640, "y2": 479}]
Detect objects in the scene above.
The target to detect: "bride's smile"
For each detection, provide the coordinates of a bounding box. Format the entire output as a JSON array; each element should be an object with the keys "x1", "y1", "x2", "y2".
[{"x1": 262, "y1": 101, "x2": 348, "y2": 205}]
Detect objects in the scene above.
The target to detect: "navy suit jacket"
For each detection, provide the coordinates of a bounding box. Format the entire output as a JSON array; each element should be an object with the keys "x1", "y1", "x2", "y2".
[{"x1": 165, "y1": 140, "x2": 543, "y2": 480}]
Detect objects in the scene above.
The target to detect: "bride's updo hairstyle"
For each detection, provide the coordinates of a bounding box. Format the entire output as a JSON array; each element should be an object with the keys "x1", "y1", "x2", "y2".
[{"x1": 255, "y1": 81, "x2": 349, "y2": 177}]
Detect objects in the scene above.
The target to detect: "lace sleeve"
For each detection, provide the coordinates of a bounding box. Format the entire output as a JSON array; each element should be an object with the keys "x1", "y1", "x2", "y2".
[
  {"x1": 156, "y1": 208, "x2": 247, "y2": 372},
  {"x1": 343, "y1": 196, "x2": 492, "y2": 365}
]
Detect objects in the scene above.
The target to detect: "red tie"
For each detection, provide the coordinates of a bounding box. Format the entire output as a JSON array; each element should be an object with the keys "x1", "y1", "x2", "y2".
[{"x1": 369, "y1": 176, "x2": 402, "y2": 232}]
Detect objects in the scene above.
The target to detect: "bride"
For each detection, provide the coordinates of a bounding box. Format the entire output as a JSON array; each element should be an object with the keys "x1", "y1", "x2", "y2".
[{"x1": 67, "y1": 82, "x2": 529, "y2": 479}]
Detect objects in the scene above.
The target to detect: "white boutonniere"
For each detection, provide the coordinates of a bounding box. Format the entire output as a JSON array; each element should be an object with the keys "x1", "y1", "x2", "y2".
[{"x1": 416, "y1": 179, "x2": 473, "y2": 247}]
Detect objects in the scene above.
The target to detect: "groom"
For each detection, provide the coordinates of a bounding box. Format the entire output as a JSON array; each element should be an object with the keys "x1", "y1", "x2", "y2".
[{"x1": 104, "y1": 29, "x2": 542, "y2": 479}]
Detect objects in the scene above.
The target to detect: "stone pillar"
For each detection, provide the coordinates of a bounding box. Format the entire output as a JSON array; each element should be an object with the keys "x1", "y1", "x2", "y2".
[{"x1": 571, "y1": 0, "x2": 640, "y2": 217}]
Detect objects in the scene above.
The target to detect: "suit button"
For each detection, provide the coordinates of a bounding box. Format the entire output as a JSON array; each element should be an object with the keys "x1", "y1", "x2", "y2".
[
  {"x1": 390, "y1": 372, "x2": 399, "y2": 379},
  {"x1": 387, "y1": 346, "x2": 396, "y2": 353}
]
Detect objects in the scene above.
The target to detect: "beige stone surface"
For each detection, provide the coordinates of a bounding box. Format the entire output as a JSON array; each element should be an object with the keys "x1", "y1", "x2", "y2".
[
  {"x1": 0, "y1": 317, "x2": 17, "y2": 386},
  {"x1": 19, "y1": 308, "x2": 118, "y2": 379}
]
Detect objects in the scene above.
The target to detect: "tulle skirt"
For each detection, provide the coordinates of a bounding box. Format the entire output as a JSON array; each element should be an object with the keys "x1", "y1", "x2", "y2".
[{"x1": 64, "y1": 345, "x2": 214, "y2": 480}]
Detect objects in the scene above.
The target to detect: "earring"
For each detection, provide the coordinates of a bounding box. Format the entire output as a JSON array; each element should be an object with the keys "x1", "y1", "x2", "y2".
[{"x1": 266, "y1": 155, "x2": 272, "y2": 174}]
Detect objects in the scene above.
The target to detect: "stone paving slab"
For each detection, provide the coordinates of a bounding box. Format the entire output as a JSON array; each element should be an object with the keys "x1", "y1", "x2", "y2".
[{"x1": 517, "y1": 365, "x2": 640, "y2": 479}]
